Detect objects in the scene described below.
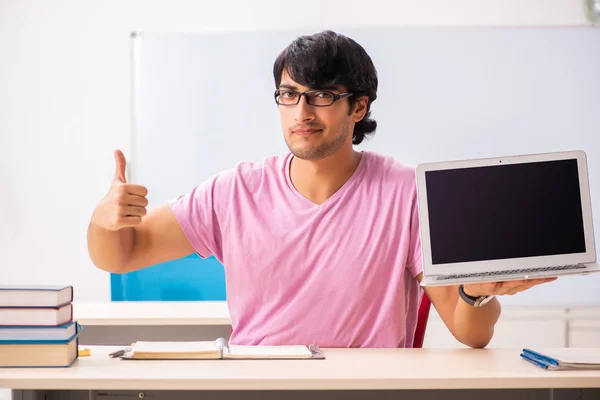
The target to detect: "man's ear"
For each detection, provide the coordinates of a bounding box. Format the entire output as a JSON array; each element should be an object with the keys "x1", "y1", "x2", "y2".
[{"x1": 351, "y1": 96, "x2": 369, "y2": 122}]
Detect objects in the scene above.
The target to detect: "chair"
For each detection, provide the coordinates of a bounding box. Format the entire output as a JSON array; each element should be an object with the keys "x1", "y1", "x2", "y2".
[{"x1": 412, "y1": 292, "x2": 431, "y2": 348}]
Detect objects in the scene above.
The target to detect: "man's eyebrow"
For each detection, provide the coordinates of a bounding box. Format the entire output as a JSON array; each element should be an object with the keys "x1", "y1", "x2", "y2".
[
  {"x1": 278, "y1": 83, "x2": 298, "y2": 90},
  {"x1": 279, "y1": 83, "x2": 343, "y2": 92},
  {"x1": 319, "y1": 85, "x2": 342, "y2": 91}
]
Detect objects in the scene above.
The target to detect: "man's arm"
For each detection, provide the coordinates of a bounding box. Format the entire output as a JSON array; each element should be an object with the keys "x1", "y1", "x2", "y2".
[
  {"x1": 87, "y1": 150, "x2": 194, "y2": 273},
  {"x1": 417, "y1": 272, "x2": 556, "y2": 348},
  {"x1": 88, "y1": 203, "x2": 194, "y2": 273},
  {"x1": 418, "y1": 273, "x2": 500, "y2": 348}
]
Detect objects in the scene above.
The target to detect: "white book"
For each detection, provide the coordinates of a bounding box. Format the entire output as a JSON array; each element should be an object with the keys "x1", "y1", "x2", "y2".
[
  {"x1": 132, "y1": 340, "x2": 221, "y2": 359},
  {"x1": 0, "y1": 303, "x2": 73, "y2": 326},
  {"x1": 0, "y1": 285, "x2": 73, "y2": 307},
  {"x1": 125, "y1": 338, "x2": 322, "y2": 360}
]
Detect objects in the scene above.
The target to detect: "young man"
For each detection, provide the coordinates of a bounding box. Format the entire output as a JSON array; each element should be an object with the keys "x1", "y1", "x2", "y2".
[{"x1": 88, "y1": 30, "x2": 555, "y2": 348}]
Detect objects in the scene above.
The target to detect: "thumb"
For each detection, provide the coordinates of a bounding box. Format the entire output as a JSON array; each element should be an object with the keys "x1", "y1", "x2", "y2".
[{"x1": 113, "y1": 150, "x2": 127, "y2": 183}]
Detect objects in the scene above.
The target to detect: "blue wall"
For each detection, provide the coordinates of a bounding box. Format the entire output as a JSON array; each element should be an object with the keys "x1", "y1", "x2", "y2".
[{"x1": 110, "y1": 254, "x2": 226, "y2": 301}]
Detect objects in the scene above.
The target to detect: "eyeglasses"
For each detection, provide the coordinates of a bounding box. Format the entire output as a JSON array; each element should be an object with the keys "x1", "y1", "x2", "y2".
[{"x1": 274, "y1": 89, "x2": 354, "y2": 107}]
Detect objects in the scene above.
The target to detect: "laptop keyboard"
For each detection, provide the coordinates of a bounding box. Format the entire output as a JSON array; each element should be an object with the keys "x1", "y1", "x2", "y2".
[{"x1": 436, "y1": 264, "x2": 587, "y2": 280}]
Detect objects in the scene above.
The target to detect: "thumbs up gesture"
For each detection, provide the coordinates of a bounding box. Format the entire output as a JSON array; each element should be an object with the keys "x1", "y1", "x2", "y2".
[{"x1": 91, "y1": 150, "x2": 149, "y2": 231}]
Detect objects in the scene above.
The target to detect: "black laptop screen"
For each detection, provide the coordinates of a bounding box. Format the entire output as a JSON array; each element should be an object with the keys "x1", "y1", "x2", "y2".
[{"x1": 425, "y1": 159, "x2": 586, "y2": 265}]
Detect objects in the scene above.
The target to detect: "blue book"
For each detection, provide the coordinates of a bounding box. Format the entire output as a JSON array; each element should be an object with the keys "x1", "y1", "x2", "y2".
[
  {"x1": 520, "y1": 352, "x2": 553, "y2": 370},
  {"x1": 0, "y1": 285, "x2": 73, "y2": 308},
  {"x1": 521, "y1": 348, "x2": 600, "y2": 370},
  {"x1": 0, "y1": 321, "x2": 79, "y2": 343}
]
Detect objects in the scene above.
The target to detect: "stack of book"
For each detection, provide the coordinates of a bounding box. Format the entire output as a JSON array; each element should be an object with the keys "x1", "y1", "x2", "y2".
[
  {"x1": 0, "y1": 285, "x2": 79, "y2": 367},
  {"x1": 520, "y1": 348, "x2": 600, "y2": 371}
]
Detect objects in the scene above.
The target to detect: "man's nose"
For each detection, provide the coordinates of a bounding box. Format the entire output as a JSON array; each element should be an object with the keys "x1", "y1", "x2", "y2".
[{"x1": 294, "y1": 95, "x2": 315, "y2": 122}]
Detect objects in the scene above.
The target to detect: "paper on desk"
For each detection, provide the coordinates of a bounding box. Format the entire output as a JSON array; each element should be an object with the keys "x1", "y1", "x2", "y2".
[
  {"x1": 133, "y1": 341, "x2": 217, "y2": 354},
  {"x1": 226, "y1": 344, "x2": 313, "y2": 359}
]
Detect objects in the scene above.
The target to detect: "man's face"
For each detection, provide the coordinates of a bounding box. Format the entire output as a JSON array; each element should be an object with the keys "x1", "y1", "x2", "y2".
[{"x1": 278, "y1": 71, "x2": 364, "y2": 161}]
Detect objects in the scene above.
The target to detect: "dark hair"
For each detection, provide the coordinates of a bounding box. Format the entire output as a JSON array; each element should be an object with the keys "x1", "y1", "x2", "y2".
[{"x1": 273, "y1": 30, "x2": 378, "y2": 145}]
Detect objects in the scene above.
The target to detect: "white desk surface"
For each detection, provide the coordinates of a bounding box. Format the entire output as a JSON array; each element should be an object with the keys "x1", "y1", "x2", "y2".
[
  {"x1": 72, "y1": 301, "x2": 230, "y2": 326},
  {"x1": 2, "y1": 346, "x2": 599, "y2": 391}
]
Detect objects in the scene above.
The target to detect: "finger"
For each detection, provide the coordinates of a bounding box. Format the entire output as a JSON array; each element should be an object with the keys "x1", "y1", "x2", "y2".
[
  {"x1": 499, "y1": 279, "x2": 552, "y2": 295},
  {"x1": 113, "y1": 150, "x2": 127, "y2": 183},
  {"x1": 522, "y1": 279, "x2": 554, "y2": 290},
  {"x1": 502, "y1": 279, "x2": 530, "y2": 286},
  {"x1": 494, "y1": 281, "x2": 529, "y2": 295},
  {"x1": 120, "y1": 206, "x2": 147, "y2": 217},
  {"x1": 116, "y1": 215, "x2": 142, "y2": 227},
  {"x1": 482, "y1": 282, "x2": 502, "y2": 292},
  {"x1": 123, "y1": 184, "x2": 148, "y2": 197},
  {"x1": 506, "y1": 285, "x2": 526, "y2": 295},
  {"x1": 510, "y1": 277, "x2": 556, "y2": 291},
  {"x1": 489, "y1": 281, "x2": 514, "y2": 294},
  {"x1": 122, "y1": 194, "x2": 149, "y2": 207},
  {"x1": 530, "y1": 277, "x2": 558, "y2": 284}
]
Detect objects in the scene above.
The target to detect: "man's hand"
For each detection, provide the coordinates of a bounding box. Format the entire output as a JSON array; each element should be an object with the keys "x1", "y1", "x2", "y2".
[
  {"x1": 91, "y1": 150, "x2": 149, "y2": 231},
  {"x1": 462, "y1": 277, "x2": 557, "y2": 298}
]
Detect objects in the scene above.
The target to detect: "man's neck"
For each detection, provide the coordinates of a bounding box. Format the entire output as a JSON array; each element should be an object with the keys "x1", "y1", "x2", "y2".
[{"x1": 289, "y1": 149, "x2": 362, "y2": 205}]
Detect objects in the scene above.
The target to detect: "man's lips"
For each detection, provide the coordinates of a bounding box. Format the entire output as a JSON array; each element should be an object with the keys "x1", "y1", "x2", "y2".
[{"x1": 293, "y1": 128, "x2": 322, "y2": 136}]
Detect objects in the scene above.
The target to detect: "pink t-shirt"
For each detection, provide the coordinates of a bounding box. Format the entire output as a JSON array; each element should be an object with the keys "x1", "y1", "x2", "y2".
[{"x1": 168, "y1": 151, "x2": 423, "y2": 348}]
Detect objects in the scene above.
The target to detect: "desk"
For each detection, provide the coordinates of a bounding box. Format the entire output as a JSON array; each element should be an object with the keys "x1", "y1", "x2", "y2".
[
  {"x1": 73, "y1": 302, "x2": 231, "y2": 345},
  {"x1": 5, "y1": 347, "x2": 600, "y2": 400}
]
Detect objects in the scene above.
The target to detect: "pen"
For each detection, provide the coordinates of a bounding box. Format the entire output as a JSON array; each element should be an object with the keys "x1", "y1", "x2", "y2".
[{"x1": 109, "y1": 349, "x2": 126, "y2": 358}]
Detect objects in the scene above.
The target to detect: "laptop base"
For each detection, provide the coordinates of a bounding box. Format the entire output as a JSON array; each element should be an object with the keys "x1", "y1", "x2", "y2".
[{"x1": 420, "y1": 263, "x2": 600, "y2": 286}]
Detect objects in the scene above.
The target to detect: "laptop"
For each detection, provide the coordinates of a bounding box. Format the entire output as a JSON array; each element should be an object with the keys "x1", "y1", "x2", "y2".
[{"x1": 416, "y1": 150, "x2": 599, "y2": 286}]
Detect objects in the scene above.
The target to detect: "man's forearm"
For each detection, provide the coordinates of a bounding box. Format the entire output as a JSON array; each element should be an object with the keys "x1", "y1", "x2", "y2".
[
  {"x1": 452, "y1": 296, "x2": 501, "y2": 348},
  {"x1": 87, "y1": 223, "x2": 135, "y2": 273}
]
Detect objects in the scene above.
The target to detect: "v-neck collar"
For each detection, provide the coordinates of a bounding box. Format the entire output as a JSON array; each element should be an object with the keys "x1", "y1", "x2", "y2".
[{"x1": 284, "y1": 151, "x2": 368, "y2": 209}]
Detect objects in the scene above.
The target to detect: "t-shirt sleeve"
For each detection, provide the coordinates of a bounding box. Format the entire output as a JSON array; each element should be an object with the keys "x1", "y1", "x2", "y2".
[
  {"x1": 167, "y1": 174, "x2": 226, "y2": 260},
  {"x1": 406, "y1": 187, "x2": 423, "y2": 278}
]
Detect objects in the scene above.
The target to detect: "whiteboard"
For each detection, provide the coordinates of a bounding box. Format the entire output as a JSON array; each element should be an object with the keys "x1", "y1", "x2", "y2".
[{"x1": 131, "y1": 28, "x2": 600, "y2": 306}]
